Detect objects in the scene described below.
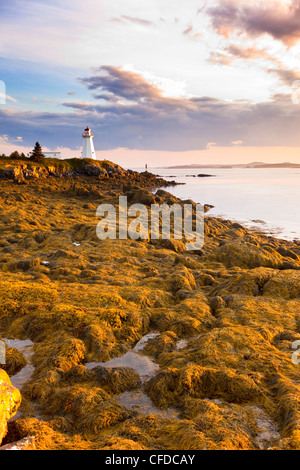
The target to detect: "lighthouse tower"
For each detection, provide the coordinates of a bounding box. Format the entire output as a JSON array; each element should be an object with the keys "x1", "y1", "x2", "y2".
[{"x1": 81, "y1": 126, "x2": 96, "y2": 159}]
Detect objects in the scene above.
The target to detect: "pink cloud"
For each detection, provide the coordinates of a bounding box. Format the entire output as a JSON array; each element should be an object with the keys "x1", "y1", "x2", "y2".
[{"x1": 207, "y1": 0, "x2": 300, "y2": 46}]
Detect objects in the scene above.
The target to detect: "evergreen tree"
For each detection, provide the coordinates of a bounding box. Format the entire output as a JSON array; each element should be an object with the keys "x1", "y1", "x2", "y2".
[
  {"x1": 10, "y1": 151, "x2": 20, "y2": 159},
  {"x1": 29, "y1": 142, "x2": 45, "y2": 162}
]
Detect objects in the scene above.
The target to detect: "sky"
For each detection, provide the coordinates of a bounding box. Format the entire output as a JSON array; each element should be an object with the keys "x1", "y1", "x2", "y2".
[{"x1": 1, "y1": 0, "x2": 300, "y2": 168}]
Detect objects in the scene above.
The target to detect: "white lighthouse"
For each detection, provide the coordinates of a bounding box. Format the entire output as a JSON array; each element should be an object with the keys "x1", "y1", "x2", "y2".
[{"x1": 81, "y1": 126, "x2": 96, "y2": 159}]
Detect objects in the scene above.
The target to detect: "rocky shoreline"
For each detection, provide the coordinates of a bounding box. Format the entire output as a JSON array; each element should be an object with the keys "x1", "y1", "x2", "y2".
[
  {"x1": 0, "y1": 157, "x2": 179, "y2": 189},
  {"x1": 0, "y1": 160, "x2": 300, "y2": 450}
]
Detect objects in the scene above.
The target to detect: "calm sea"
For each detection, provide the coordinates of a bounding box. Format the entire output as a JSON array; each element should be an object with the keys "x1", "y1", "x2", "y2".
[{"x1": 133, "y1": 167, "x2": 300, "y2": 241}]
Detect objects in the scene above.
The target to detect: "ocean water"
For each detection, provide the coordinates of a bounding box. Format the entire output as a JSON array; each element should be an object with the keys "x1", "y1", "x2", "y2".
[{"x1": 133, "y1": 167, "x2": 300, "y2": 241}]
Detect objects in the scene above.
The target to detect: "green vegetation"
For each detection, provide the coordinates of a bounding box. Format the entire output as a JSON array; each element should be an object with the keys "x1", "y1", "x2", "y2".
[{"x1": 0, "y1": 153, "x2": 114, "y2": 172}]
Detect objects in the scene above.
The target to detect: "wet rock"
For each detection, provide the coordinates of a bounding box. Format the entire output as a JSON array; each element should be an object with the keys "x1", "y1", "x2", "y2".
[
  {"x1": 212, "y1": 243, "x2": 283, "y2": 269},
  {"x1": 125, "y1": 187, "x2": 156, "y2": 206},
  {"x1": 0, "y1": 369, "x2": 21, "y2": 445},
  {"x1": 90, "y1": 366, "x2": 141, "y2": 394},
  {"x1": 145, "y1": 364, "x2": 261, "y2": 410},
  {"x1": 210, "y1": 267, "x2": 276, "y2": 297},
  {"x1": 1, "y1": 345, "x2": 27, "y2": 376},
  {"x1": 151, "y1": 238, "x2": 186, "y2": 253},
  {"x1": 196, "y1": 272, "x2": 215, "y2": 286},
  {"x1": 277, "y1": 247, "x2": 300, "y2": 261},
  {"x1": 81, "y1": 165, "x2": 108, "y2": 177},
  {"x1": 210, "y1": 296, "x2": 226, "y2": 314},
  {"x1": 13, "y1": 257, "x2": 41, "y2": 271},
  {"x1": 155, "y1": 190, "x2": 181, "y2": 205},
  {"x1": 263, "y1": 270, "x2": 300, "y2": 299},
  {"x1": 0, "y1": 436, "x2": 36, "y2": 450},
  {"x1": 143, "y1": 331, "x2": 178, "y2": 357}
]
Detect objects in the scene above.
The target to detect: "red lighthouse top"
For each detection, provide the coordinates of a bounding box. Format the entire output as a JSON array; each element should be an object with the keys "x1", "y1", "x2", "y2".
[{"x1": 82, "y1": 126, "x2": 93, "y2": 138}]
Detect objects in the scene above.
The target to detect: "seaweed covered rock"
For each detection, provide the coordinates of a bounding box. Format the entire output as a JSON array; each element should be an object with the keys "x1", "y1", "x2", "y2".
[
  {"x1": 1, "y1": 344, "x2": 27, "y2": 376},
  {"x1": 211, "y1": 242, "x2": 284, "y2": 269},
  {"x1": 145, "y1": 364, "x2": 262, "y2": 410},
  {"x1": 0, "y1": 167, "x2": 300, "y2": 450},
  {"x1": 263, "y1": 270, "x2": 300, "y2": 299},
  {"x1": 90, "y1": 366, "x2": 141, "y2": 394}
]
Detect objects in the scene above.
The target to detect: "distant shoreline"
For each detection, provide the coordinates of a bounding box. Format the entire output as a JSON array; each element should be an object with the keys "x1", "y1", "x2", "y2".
[{"x1": 164, "y1": 162, "x2": 300, "y2": 169}]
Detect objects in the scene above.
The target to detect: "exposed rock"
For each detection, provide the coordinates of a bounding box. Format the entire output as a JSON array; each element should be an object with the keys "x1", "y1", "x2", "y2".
[
  {"x1": 151, "y1": 238, "x2": 186, "y2": 253},
  {"x1": 0, "y1": 369, "x2": 22, "y2": 445},
  {"x1": 210, "y1": 296, "x2": 226, "y2": 314},
  {"x1": 1, "y1": 345, "x2": 27, "y2": 376},
  {"x1": 0, "y1": 436, "x2": 35, "y2": 450},
  {"x1": 81, "y1": 165, "x2": 108, "y2": 177},
  {"x1": 0, "y1": 159, "x2": 178, "y2": 189},
  {"x1": 90, "y1": 366, "x2": 141, "y2": 394},
  {"x1": 125, "y1": 187, "x2": 156, "y2": 206}
]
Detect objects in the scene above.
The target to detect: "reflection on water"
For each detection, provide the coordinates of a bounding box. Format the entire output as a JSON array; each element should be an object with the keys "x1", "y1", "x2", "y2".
[
  {"x1": 85, "y1": 332, "x2": 180, "y2": 419},
  {"x1": 118, "y1": 390, "x2": 179, "y2": 419},
  {"x1": 85, "y1": 333, "x2": 160, "y2": 382},
  {"x1": 142, "y1": 167, "x2": 300, "y2": 241}
]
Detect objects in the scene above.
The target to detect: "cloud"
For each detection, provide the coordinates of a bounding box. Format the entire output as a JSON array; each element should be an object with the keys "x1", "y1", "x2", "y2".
[
  {"x1": 1, "y1": 66, "x2": 298, "y2": 153},
  {"x1": 0, "y1": 133, "x2": 28, "y2": 153},
  {"x1": 109, "y1": 15, "x2": 154, "y2": 26},
  {"x1": 80, "y1": 66, "x2": 163, "y2": 103},
  {"x1": 206, "y1": 142, "x2": 217, "y2": 149},
  {"x1": 32, "y1": 97, "x2": 59, "y2": 104},
  {"x1": 208, "y1": 43, "x2": 300, "y2": 89},
  {"x1": 267, "y1": 68, "x2": 300, "y2": 87},
  {"x1": 208, "y1": 43, "x2": 279, "y2": 65},
  {"x1": 206, "y1": 0, "x2": 300, "y2": 46},
  {"x1": 182, "y1": 23, "x2": 203, "y2": 40},
  {"x1": 183, "y1": 24, "x2": 193, "y2": 35},
  {"x1": 62, "y1": 101, "x2": 94, "y2": 110},
  {"x1": 120, "y1": 15, "x2": 153, "y2": 26}
]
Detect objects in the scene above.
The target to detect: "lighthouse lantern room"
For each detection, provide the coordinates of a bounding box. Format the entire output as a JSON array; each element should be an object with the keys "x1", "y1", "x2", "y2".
[{"x1": 81, "y1": 126, "x2": 96, "y2": 160}]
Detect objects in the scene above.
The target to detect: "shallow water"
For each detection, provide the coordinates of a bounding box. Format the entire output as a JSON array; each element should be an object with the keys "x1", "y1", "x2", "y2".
[
  {"x1": 2, "y1": 338, "x2": 34, "y2": 390},
  {"x1": 117, "y1": 390, "x2": 180, "y2": 419},
  {"x1": 204, "y1": 400, "x2": 280, "y2": 449},
  {"x1": 140, "y1": 167, "x2": 300, "y2": 241},
  {"x1": 85, "y1": 332, "x2": 160, "y2": 382},
  {"x1": 85, "y1": 332, "x2": 181, "y2": 418},
  {"x1": 246, "y1": 405, "x2": 281, "y2": 450}
]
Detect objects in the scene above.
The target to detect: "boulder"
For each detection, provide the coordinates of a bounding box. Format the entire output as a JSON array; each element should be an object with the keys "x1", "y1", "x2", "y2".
[
  {"x1": 81, "y1": 165, "x2": 108, "y2": 177},
  {"x1": 0, "y1": 167, "x2": 24, "y2": 180},
  {"x1": 0, "y1": 369, "x2": 21, "y2": 445},
  {"x1": 125, "y1": 187, "x2": 156, "y2": 206},
  {"x1": 151, "y1": 238, "x2": 186, "y2": 253},
  {"x1": 0, "y1": 436, "x2": 35, "y2": 450}
]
